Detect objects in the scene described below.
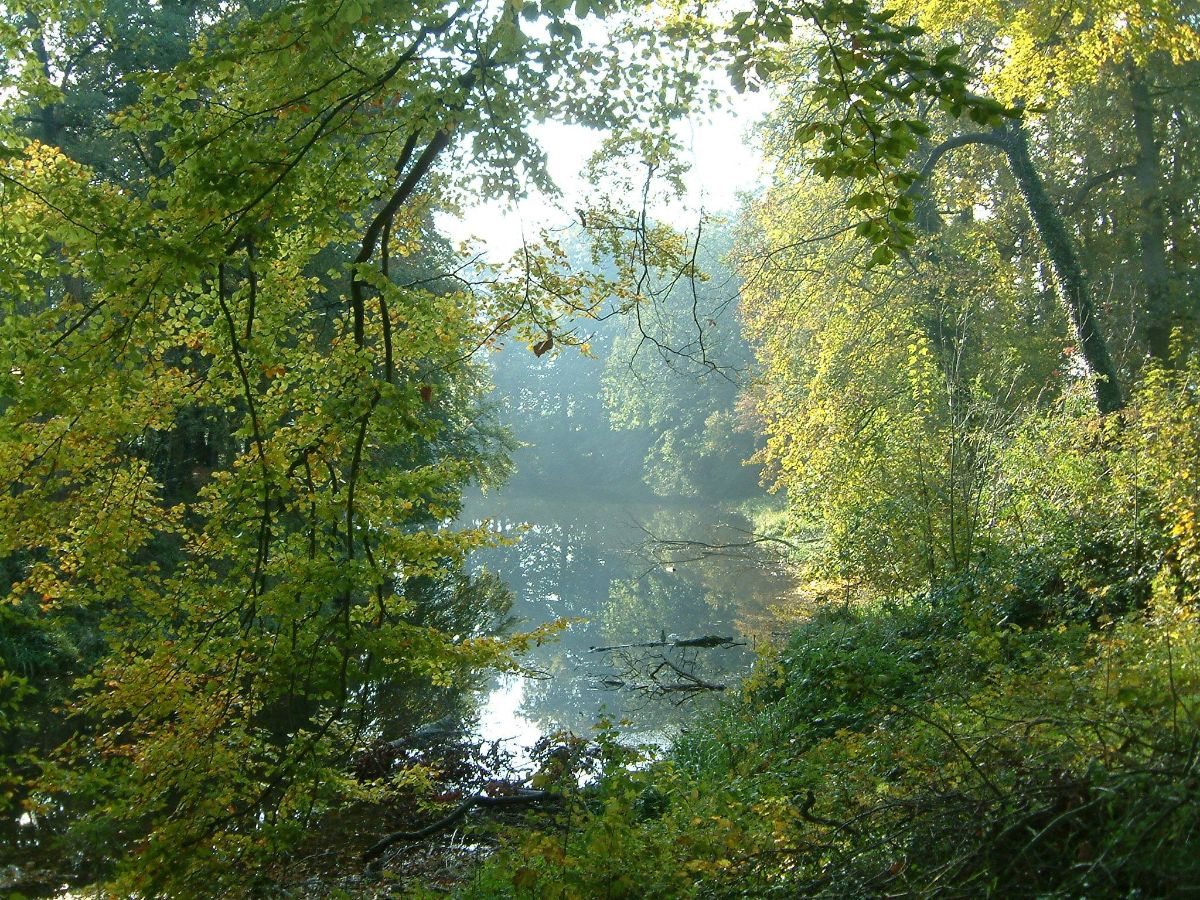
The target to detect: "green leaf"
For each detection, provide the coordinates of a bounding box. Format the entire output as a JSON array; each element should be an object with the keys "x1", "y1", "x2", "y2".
[{"x1": 869, "y1": 244, "x2": 895, "y2": 266}]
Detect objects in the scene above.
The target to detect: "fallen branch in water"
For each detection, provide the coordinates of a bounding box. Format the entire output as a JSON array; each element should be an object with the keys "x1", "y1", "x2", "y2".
[
  {"x1": 652, "y1": 657, "x2": 725, "y2": 692},
  {"x1": 361, "y1": 787, "x2": 558, "y2": 863},
  {"x1": 589, "y1": 634, "x2": 743, "y2": 653},
  {"x1": 597, "y1": 652, "x2": 729, "y2": 704}
]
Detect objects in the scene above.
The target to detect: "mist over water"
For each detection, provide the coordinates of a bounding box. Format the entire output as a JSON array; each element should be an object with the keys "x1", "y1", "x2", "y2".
[
  {"x1": 462, "y1": 488, "x2": 794, "y2": 747},
  {"x1": 461, "y1": 315, "x2": 798, "y2": 754}
]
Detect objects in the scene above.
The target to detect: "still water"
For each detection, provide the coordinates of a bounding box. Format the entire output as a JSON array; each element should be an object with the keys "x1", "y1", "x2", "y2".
[{"x1": 458, "y1": 488, "x2": 799, "y2": 755}]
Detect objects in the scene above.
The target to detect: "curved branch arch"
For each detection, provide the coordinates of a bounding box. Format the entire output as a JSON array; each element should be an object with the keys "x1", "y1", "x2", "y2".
[{"x1": 913, "y1": 123, "x2": 1125, "y2": 414}]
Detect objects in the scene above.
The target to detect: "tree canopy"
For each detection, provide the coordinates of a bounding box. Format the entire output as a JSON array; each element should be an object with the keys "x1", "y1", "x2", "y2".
[{"x1": 2, "y1": 0, "x2": 1198, "y2": 892}]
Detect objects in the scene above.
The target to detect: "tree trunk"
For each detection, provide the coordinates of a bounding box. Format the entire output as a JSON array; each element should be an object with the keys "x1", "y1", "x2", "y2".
[
  {"x1": 999, "y1": 123, "x2": 1125, "y2": 414},
  {"x1": 913, "y1": 124, "x2": 1124, "y2": 414},
  {"x1": 1128, "y1": 63, "x2": 1174, "y2": 363},
  {"x1": 28, "y1": 19, "x2": 60, "y2": 147}
]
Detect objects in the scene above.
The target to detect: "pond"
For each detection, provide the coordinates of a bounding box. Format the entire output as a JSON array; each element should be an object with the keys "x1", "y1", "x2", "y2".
[
  {"x1": 0, "y1": 491, "x2": 797, "y2": 900},
  {"x1": 458, "y1": 487, "x2": 801, "y2": 757}
]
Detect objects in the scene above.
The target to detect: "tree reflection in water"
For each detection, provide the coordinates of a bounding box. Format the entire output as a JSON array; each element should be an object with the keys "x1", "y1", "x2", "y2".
[{"x1": 459, "y1": 491, "x2": 799, "y2": 750}]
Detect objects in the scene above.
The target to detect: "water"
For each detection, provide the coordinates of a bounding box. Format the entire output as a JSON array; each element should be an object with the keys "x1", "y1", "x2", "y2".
[
  {"x1": 2, "y1": 482, "x2": 796, "y2": 894},
  {"x1": 459, "y1": 488, "x2": 799, "y2": 757}
]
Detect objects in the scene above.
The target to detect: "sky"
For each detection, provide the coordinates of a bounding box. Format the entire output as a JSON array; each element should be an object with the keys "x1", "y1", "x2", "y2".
[{"x1": 441, "y1": 91, "x2": 775, "y2": 261}]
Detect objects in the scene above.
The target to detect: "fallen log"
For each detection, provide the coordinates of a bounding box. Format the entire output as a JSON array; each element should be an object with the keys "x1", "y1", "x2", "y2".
[
  {"x1": 659, "y1": 681, "x2": 725, "y2": 693},
  {"x1": 589, "y1": 634, "x2": 742, "y2": 653}
]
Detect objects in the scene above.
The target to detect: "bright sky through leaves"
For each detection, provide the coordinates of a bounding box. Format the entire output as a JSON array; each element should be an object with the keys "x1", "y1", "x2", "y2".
[{"x1": 444, "y1": 92, "x2": 772, "y2": 259}]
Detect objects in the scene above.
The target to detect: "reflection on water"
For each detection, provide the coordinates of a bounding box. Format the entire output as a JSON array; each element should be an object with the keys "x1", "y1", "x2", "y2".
[{"x1": 460, "y1": 489, "x2": 799, "y2": 751}]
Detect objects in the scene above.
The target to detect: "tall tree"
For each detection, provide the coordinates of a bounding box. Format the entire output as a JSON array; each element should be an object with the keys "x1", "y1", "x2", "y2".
[
  {"x1": 0, "y1": 0, "x2": 1024, "y2": 887},
  {"x1": 736, "y1": 0, "x2": 1199, "y2": 594},
  {"x1": 914, "y1": 120, "x2": 1125, "y2": 413},
  {"x1": 900, "y1": 0, "x2": 1200, "y2": 368},
  {"x1": 0, "y1": 0, "x2": 699, "y2": 888}
]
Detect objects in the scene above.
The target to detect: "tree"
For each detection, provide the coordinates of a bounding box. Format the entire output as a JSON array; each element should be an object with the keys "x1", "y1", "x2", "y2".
[
  {"x1": 0, "y1": 0, "x2": 700, "y2": 888},
  {"x1": 0, "y1": 0, "x2": 1019, "y2": 887},
  {"x1": 914, "y1": 120, "x2": 1125, "y2": 413},
  {"x1": 603, "y1": 219, "x2": 760, "y2": 499},
  {"x1": 736, "y1": 0, "x2": 1199, "y2": 595},
  {"x1": 901, "y1": 0, "x2": 1200, "y2": 370},
  {"x1": 738, "y1": 157, "x2": 1058, "y2": 592}
]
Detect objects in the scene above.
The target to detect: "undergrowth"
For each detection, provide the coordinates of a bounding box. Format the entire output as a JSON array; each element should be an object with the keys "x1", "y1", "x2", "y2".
[
  {"x1": 460, "y1": 365, "x2": 1200, "y2": 898},
  {"x1": 461, "y1": 597, "x2": 1199, "y2": 898}
]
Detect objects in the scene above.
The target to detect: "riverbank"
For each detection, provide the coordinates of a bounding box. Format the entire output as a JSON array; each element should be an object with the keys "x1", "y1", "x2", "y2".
[
  {"x1": 458, "y1": 488, "x2": 799, "y2": 745},
  {"x1": 457, "y1": 590, "x2": 1200, "y2": 897}
]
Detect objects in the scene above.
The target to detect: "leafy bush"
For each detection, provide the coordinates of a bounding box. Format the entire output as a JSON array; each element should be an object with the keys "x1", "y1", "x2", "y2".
[
  {"x1": 462, "y1": 361, "x2": 1200, "y2": 897},
  {"x1": 466, "y1": 595, "x2": 1198, "y2": 897}
]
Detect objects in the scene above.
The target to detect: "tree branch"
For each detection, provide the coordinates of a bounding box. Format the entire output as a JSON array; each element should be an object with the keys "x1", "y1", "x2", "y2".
[{"x1": 361, "y1": 788, "x2": 558, "y2": 862}]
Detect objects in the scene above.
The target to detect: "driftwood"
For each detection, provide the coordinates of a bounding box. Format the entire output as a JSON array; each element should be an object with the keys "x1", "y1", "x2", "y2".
[
  {"x1": 361, "y1": 787, "x2": 558, "y2": 863},
  {"x1": 590, "y1": 633, "x2": 742, "y2": 704},
  {"x1": 589, "y1": 634, "x2": 742, "y2": 653}
]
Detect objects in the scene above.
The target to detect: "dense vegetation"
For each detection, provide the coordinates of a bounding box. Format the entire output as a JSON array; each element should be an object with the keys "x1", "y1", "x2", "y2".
[
  {"x1": 467, "y1": 363, "x2": 1200, "y2": 895},
  {"x1": 1, "y1": 0, "x2": 1197, "y2": 895},
  {"x1": 457, "y1": 4, "x2": 1200, "y2": 893}
]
